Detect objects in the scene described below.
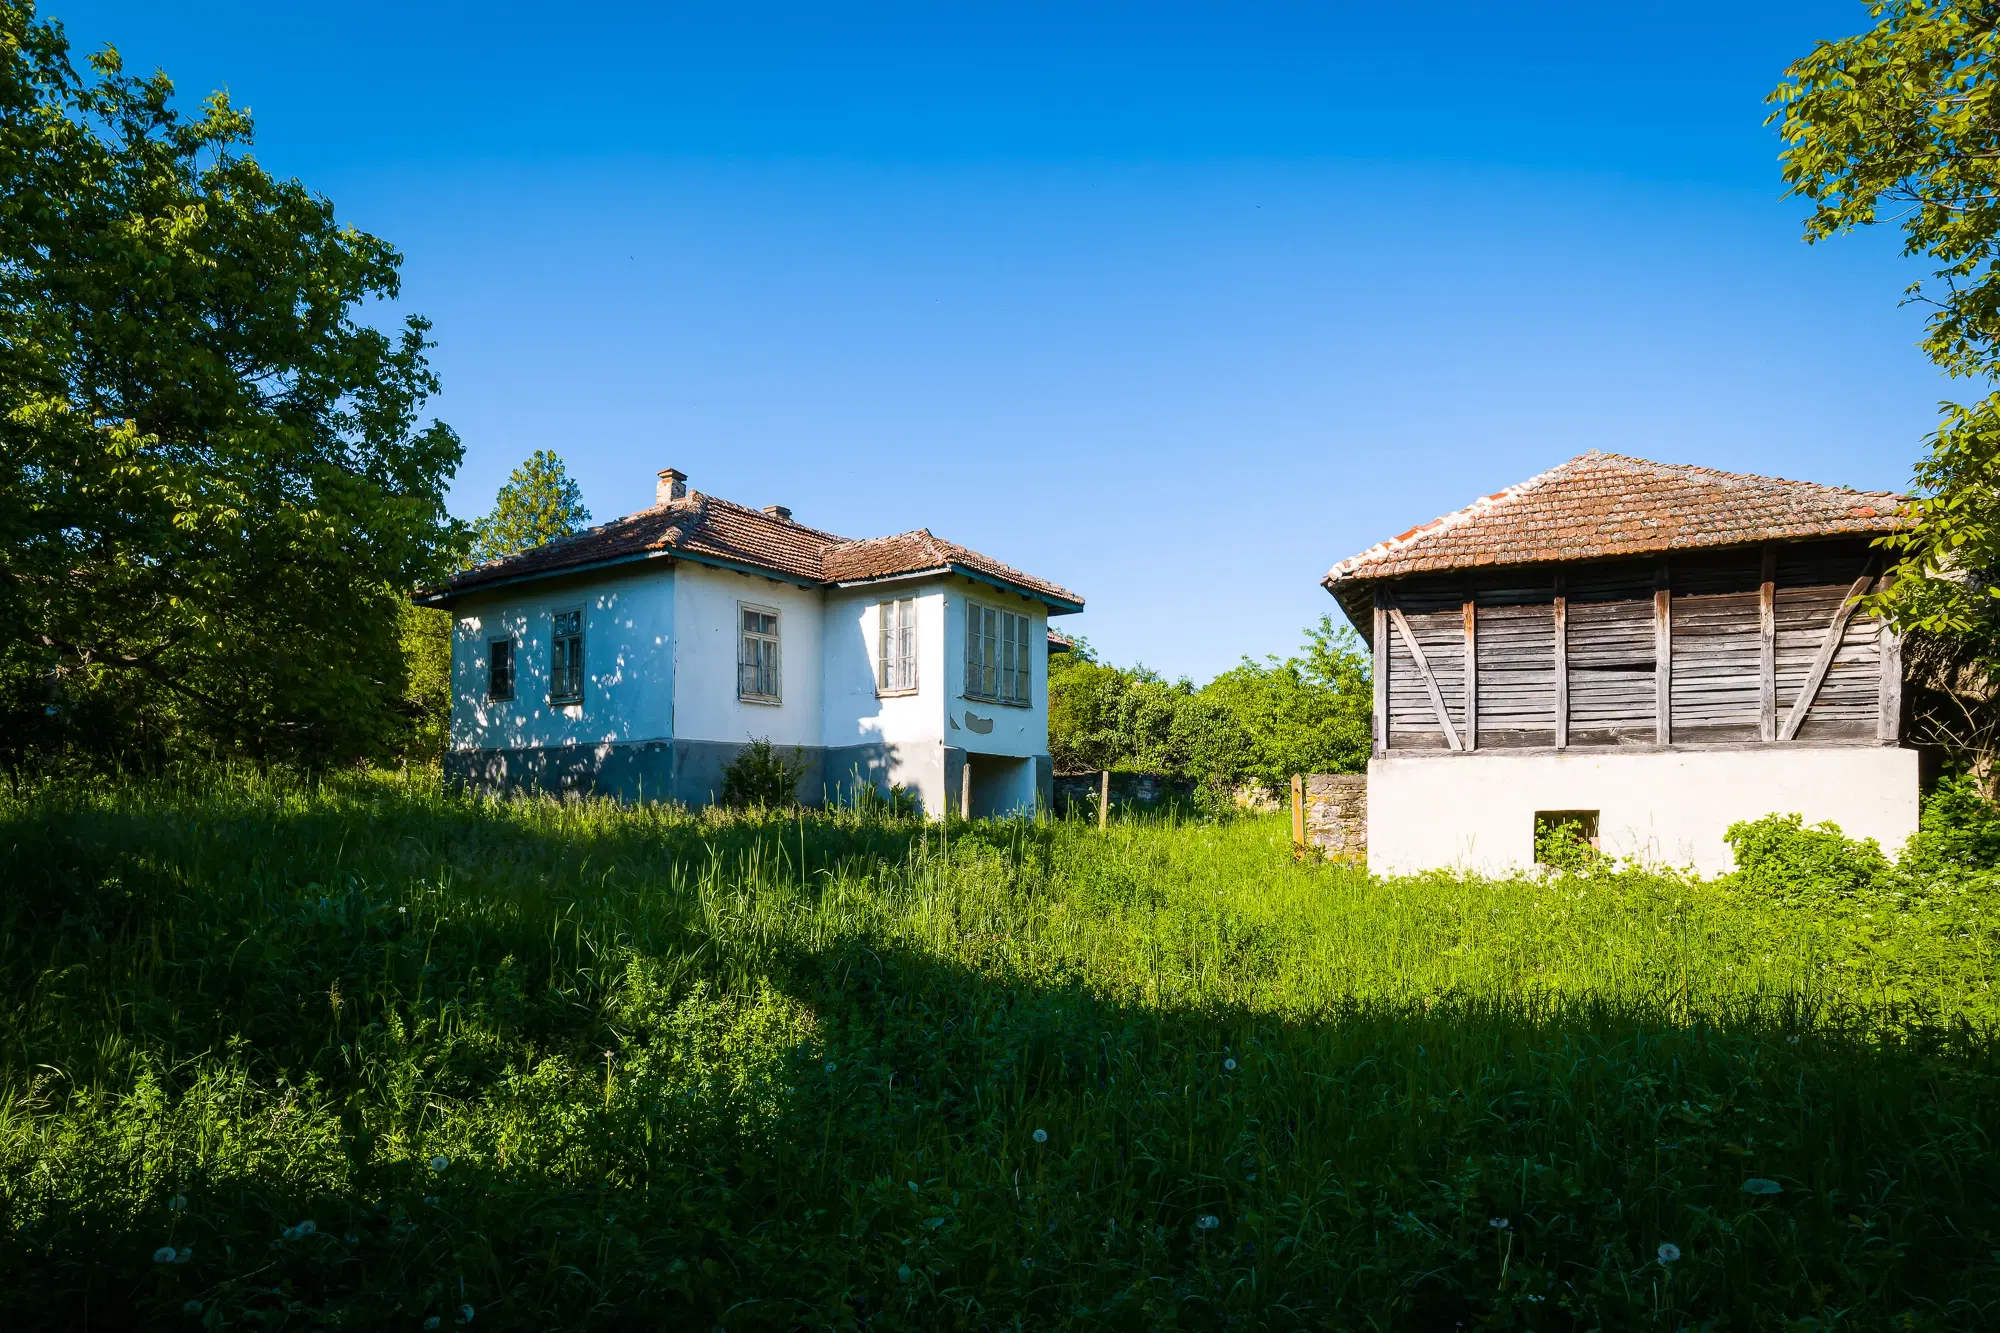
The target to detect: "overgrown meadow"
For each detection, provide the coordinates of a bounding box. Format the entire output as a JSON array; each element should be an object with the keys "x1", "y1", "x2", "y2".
[{"x1": 3, "y1": 775, "x2": 1998, "y2": 1329}]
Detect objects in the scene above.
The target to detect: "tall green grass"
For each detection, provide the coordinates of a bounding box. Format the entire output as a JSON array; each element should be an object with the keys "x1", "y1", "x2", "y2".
[{"x1": 3, "y1": 771, "x2": 1997, "y2": 1328}]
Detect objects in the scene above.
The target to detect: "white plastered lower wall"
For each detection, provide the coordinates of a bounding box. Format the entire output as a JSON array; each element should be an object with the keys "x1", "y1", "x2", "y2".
[{"x1": 1368, "y1": 747, "x2": 1921, "y2": 878}]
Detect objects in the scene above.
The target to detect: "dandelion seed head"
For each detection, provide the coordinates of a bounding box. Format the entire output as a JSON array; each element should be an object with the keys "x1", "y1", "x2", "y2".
[
  {"x1": 167, "y1": 1194, "x2": 187, "y2": 1212},
  {"x1": 153, "y1": 1245, "x2": 176, "y2": 1264},
  {"x1": 824, "y1": 1061, "x2": 837, "y2": 1074},
  {"x1": 1657, "y1": 1242, "x2": 1682, "y2": 1263},
  {"x1": 1223, "y1": 1058, "x2": 1237, "y2": 1071},
  {"x1": 430, "y1": 1155, "x2": 450, "y2": 1172},
  {"x1": 1032, "y1": 1129, "x2": 1048, "y2": 1144},
  {"x1": 897, "y1": 1264, "x2": 912, "y2": 1283}
]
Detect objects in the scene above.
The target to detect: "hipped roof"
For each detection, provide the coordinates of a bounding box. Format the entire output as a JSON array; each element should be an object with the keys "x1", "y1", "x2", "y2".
[
  {"x1": 1323, "y1": 451, "x2": 1906, "y2": 595},
  {"x1": 421, "y1": 491, "x2": 1083, "y2": 611}
]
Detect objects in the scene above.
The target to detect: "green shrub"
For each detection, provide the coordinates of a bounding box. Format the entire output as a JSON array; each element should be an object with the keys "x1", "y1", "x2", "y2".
[
  {"x1": 717, "y1": 738, "x2": 804, "y2": 808},
  {"x1": 851, "y1": 781, "x2": 922, "y2": 819},
  {"x1": 1533, "y1": 812, "x2": 1603, "y2": 874},
  {"x1": 1901, "y1": 773, "x2": 2000, "y2": 873},
  {"x1": 1724, "y1": 812, "x2": 1890, "y2": 899}
]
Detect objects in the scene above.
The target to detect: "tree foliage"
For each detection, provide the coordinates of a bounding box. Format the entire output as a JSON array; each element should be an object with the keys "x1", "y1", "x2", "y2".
[
  {"x1": 0, "y1": 0, "x2": 462, "y2": 768},
  {"x1": 469, "y1": 450, "x2": 590, "y2": 565},
  {"x1": 1047, "y1": 616, "x2": 1372, "y2": 795},
  {"x1": 1773, "y1": 3, "x2": 2000, "y2": 641}
]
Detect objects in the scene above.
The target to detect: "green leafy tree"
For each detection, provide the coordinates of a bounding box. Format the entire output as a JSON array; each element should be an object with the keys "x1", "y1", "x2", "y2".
[
  {"x1": 397, "y1": 604, "x2": 453, "y2": 764},
  {"x1": 1046, "y1": 617, "x2": 1370, "y2": 796},
  {"x1": 1772, "y1": 5, "x2": 2000, "y2": 642},
  {"x1": 1198, "y1": 615, "x2": 1372, "y2": 790},
  {"x1": 469, "y1": 450, "x2": 591, "y2": 564},
  {"x1": 0, "y1": 1, "x2": 463, "y2": 767}
]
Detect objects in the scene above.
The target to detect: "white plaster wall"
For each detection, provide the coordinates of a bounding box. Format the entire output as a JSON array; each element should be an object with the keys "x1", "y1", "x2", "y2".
[
  {"x1": 943, "y1": 576, "x2": 1050, "y2": 759},
  {"x1": 449, "y1": 567, "x2": 675, "y2": 751},
  {"x1": 1368, "y1": 747, "x2": 1922, "y2": 878},
  {"x1": 671, "y1": 562, "x2": 824, "y2": 746},
  {"x1": 822, "y1": 582, "x2": 950, "y2": 808}
]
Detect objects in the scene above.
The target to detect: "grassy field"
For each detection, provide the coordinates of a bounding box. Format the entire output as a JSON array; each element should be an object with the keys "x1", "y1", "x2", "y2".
[{"x1": 3, "y1": 774, "x2": 1998, "y2": 1329}]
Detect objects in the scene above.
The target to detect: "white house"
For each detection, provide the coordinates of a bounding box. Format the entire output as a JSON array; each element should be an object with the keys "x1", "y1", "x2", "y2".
[
  {"x1": 1322, "y1": 452, "x2": 1920, "y2": 876},
  {"x1": 416, "y1": 468, "x2": 1084, "y2": 816}
]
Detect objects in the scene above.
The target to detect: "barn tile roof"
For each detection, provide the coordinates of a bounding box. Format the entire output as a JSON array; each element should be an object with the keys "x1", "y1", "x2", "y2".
[
  {"x1": 426, "y1": 491, "x2": 1082, "y2": 609},
  {"x1": 1322, "y1": 451, "x2": 1908, "y2": 590}
]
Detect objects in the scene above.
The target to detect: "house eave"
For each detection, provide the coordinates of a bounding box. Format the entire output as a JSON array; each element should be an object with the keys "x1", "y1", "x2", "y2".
[{"x1": 833, "y1": 563, "x2": 1085, "y2": 614}]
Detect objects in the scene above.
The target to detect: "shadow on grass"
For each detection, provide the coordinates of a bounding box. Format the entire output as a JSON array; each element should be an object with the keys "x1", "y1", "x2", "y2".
[{"x1": 1, "y1": 786, "x2": 1996, "y2": 1329}]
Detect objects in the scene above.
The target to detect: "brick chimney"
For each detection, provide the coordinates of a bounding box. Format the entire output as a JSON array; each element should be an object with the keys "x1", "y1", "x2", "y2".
[
  {"x1": 656, "y1": 468, "x2": 687, "y2": 506},
  {"x1": 762, "y1": 504, "x2": 792, "y2": 522}
]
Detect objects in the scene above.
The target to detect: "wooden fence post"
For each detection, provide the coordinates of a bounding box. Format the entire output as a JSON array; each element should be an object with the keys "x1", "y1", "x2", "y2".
[
  {"x1": 1098, "y1": 769, "x2": 1110, "y2": 831},
  {"x1": 1290, "y1": 774, "x2": 1305, "y2": 859}
]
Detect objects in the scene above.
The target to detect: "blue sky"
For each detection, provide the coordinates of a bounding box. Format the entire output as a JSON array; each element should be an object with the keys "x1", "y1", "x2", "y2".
[{"x1": 57, "y1": 1, "x2": 1938, "y2": 680}]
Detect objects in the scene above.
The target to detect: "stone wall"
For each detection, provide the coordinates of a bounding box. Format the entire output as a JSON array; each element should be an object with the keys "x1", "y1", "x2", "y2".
[{"x1": 1304, "y1": 773, "x2": 1367, "y2": 861}]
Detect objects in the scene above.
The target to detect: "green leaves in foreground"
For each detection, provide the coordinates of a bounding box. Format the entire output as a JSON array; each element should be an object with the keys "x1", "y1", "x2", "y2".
[
  {"x1": 0, "y1": 0, "x2": 463, "y2": 768},
  {"x1": 3, "y1": 775, "x2": 2000, "y2": 1328}
]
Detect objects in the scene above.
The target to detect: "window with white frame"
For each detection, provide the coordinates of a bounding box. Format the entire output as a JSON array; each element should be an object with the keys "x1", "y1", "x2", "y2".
[
  {"x1": 877, "y1": 597, "x2": 917, "y2": 693},
  {"x1": 738, "y1": 604, "x2": 781, "y2": 702},
  {"x1": 488, "y1": 637, "x2": 515, "y2": 702},
  {"x1": 549, "y1": 609, "x2": 584, "y2": 705},
  {"x1": 964, "y1": 599, "x2": 1032, "y2": 706}
]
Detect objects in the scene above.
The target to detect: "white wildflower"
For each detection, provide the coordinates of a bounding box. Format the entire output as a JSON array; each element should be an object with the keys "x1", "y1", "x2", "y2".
[
  {"x1": 1196, "y1": 1215, "x2": 1219, "y2": 1231},
  {"x1": 293, "y1": 1219, "x2": 316, "y2": 1236},
  {"x1": 1223, "y1": 1058, "x2": 1237, "y2": 1071},
  {"x1": 824, "y1": 1061, "x2": 837, "y2": 1074},
  {"x1": 457, "y1": 1304, "x2": 475, "y2": 1324},
  {"x1": 1032, "y1": 1129, "x2": 1048, "y2": 1144},
  {"x1": 1657, "y1": 1242, "x2": 1681, "y2": 1263},
  {"x1": 430, "y1": 1155, "x2": 451, "y2": 1172},
  {"x1": 1489, "y1": 1217, "x2": 1509, "y2": 1230}
]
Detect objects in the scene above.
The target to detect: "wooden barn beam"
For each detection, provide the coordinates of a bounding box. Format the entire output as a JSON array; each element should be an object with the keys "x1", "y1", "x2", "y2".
[
  {"x1": 1384, "y1": 595, "x2": 1462, "y2": 752},
  {"x1": 1654, "y1": 557, "x2": 1672, "y2": 746},
  {"x1": 1463, "y1": 597, "x2": 1478, "y2": 751},
  {"x1": 1759, "y1": 545, "x2": 1776, "y2": 742},
  {"x1": 1778, "y1": 571, "x2": 1876, "y2": 742},
  {"x1": 1553, "y1": 574, "x2": 1568, "y2": 750},
  {"x1": 1877, "y1": 575, "x2": 1902, "y2": 743},
  {"x1": 1372, "y1": 594, "x2": 1388, "y2": 758}
]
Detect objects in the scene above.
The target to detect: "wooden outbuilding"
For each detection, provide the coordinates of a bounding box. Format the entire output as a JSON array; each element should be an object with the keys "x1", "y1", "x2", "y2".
[{"x1": 1322, "y1": 451, "x2": 1917, "y2": 873}]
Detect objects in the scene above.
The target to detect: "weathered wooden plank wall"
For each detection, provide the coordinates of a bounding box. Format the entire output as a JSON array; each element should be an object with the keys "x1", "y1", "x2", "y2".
[{"x1": 1371, "y1": 538, "x2": 1887, "y2": 753}]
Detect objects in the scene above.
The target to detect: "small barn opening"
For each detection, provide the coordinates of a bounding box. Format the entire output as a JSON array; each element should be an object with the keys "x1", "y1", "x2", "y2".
[{"x1": 1534, "y1": 810, "x2": 1600, "y2": 866}]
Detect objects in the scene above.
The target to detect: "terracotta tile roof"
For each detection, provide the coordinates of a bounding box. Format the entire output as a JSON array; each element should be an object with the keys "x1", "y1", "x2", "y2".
[
  {"x1": 429, "y1": 492, "x2": 1082, "y2": 609},
  {"x1": 1323, "y1": 451, "x2": 1908, "y2": 590},
  {"x1": 822, "y1": 528, "x2": 1082, "y2": 606}
]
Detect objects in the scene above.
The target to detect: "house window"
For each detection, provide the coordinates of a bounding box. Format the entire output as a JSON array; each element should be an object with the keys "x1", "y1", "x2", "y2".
[
  {"x1": 549, "y1": 608, "x2": 584, "y2": 705},
  {"x1": 877, "y1": 597, "x2": 917, "y2": 694},
  {"x1": 739, "y1": 604, "x2": 781, "y2": 702},
  {"x1": 488, "y1": 637, "x2": 515, "y2": 702},
  {"x1": 965, "y1": 600, "x2": 1032, "y2": 706}
]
